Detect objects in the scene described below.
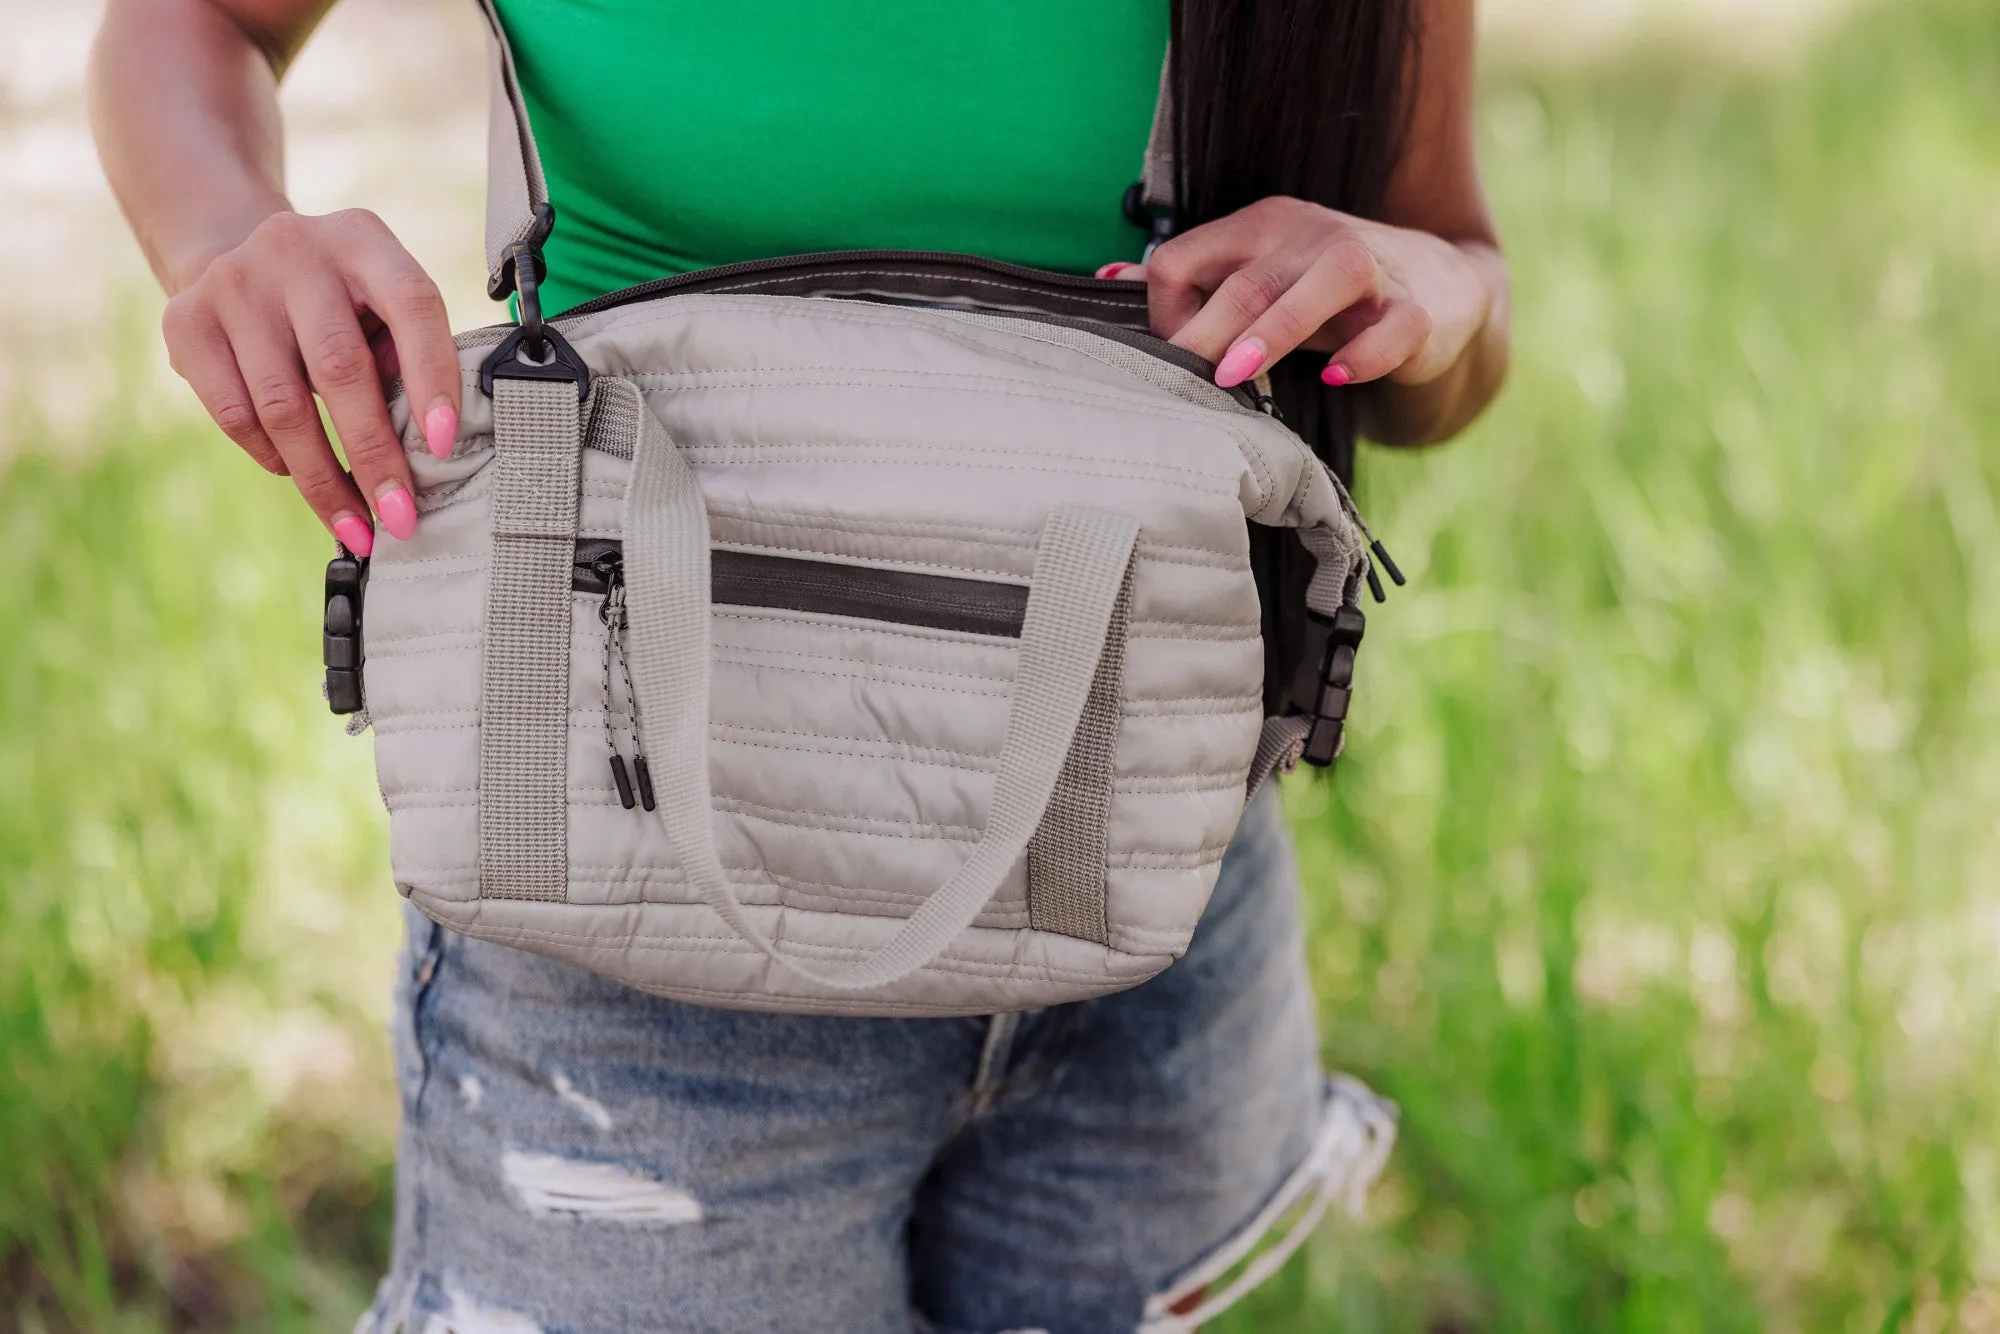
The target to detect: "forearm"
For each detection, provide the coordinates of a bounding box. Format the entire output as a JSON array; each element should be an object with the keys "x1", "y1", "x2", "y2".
[
  {"x1": 88, "y1": 0, "x2": 313, "y2": 294},
  {"x1": 1355, "y1": 238, "x2": 1510, "y2": 447}
]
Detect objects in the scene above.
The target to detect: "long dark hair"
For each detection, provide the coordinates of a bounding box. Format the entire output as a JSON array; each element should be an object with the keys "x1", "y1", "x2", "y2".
[
  {"x1": 1167, "y1": 0, "x2": 1423, "y2": 707},
  {"x1": 1168, "y1": 2, "x2": 1420, "y2": 240}
]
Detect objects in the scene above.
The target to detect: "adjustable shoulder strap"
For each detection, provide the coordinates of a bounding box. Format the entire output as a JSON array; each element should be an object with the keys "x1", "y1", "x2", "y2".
[
  {"x1": 1140, "y1": 51, "x2": 1175, "y2": 214},
  {"x1": 474, "y1": 0, "x2": 550, "y2": 299},
  {"x1": 469, "y1": 1, "x2": 1178, "y2": 294}
]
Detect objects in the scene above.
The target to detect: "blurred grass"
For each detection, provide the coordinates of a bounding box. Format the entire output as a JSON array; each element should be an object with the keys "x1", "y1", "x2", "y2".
[
  {"x1": 0, "y1": 315, "x2": 401, "y2": 1329},
  {"x1": 6, "y1": 0, "x2": 2000, "y2": 1328}
]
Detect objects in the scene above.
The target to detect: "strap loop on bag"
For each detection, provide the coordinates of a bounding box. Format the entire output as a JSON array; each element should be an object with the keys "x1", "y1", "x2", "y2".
[
  {"x1": 477, "y1": 376, "x2": 586, "y2": 901},
  {"x1": 619, "y1": 387, "x2": 1141, "y2": 993}
]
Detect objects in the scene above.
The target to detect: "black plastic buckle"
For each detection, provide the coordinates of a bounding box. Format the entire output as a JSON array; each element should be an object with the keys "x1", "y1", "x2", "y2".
[
  {"x1": 486, "y1": 202, "x2": 556, "y2": 302},
  {"x1": 324, "y1": 546, "x2": 369, "y2": 714},
  {"x1": 479, "y1": 321, "x2": 591, "y2": 399},
  {"x1": 478, "y1": 202, "x2": 589, "y2": 399},
  {"x1": 1285, "y1": 603, "x2": 1366, "y2": 767}
]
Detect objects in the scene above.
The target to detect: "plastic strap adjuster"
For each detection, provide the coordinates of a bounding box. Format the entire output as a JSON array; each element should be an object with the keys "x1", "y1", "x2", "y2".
[
  {"x1": 1286, "y1": 604, "x2": 1366, "y2": 768},
  {"x1": 324, "y1": 547, "x2": 369, "y2": 714}
]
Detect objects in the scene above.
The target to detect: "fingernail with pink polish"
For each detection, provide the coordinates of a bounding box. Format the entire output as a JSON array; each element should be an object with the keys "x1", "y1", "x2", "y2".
[
  {"x1": 333, "y1": 514, "x2": 375, "y2": 557},
  {"x1": 1095, "y1": 262, "x2": 1134, "y2": 280},
  {"x1": 424, "y1": 403, "x2": 458, "y2": 460},
  {"x1": 1214, "y1": 338, "x2": 1266, "y2": 389},
  {"x1": 375, "y1": 484, "x2": 418, "y2": 542},
  {"x1": 1321, "y1": 362, "x2": 1352, "y2": 387}
]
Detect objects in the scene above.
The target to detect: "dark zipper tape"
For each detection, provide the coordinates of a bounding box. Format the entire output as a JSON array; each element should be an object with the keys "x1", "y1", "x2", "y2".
[
  {"x1": 557, "y1": 250, "x2": 1153, "y2": 327},
  {"x1": 573, "y1": 542, "x2": 1027, "y2": 639}
]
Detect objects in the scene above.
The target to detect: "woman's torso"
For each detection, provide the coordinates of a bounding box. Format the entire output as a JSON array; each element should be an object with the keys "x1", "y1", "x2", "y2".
[{"x1": 492, "y1": 0, "x2": 1169, "y2": 314}]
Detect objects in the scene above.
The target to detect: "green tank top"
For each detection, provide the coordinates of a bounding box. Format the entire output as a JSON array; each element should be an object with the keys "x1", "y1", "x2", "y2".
[{"x1": 492, "y1": 0, "x2": 1167, "y2": 314}]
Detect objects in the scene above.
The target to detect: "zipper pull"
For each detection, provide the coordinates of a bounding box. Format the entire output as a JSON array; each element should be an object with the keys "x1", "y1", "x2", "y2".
[
  {"x1": 594, "y1": 552, "x2": 655, "y2": 812},
  {"x1": 632, "y1": 755, "x2": 656, "y2": 812},
  {"x1": 1322, "y1": 465, "x2": 1405, "y2": 603},
  {"x1": 1370, "y1": 539, "x2": 1405, "y2": 589},
  {"x1": 609, "y1": 753, "x2": 638, "y2": 810},
  {"x1": 1362, "y1": 537, "x2": 1405, "y2": 605},
  {"x1": 596, "y1": 554, "x2": 640, "y2": 811}
]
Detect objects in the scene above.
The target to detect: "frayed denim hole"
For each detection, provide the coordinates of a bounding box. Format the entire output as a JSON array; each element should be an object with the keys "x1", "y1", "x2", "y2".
[{"x1": 1135, "y1": 1072, "x2": 1398, "y2": 1334}]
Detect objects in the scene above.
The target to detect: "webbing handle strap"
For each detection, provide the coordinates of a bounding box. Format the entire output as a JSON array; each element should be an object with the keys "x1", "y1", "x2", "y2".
[{"x1": 620, "y1": 390, "x2": 1140, "y2": 993}]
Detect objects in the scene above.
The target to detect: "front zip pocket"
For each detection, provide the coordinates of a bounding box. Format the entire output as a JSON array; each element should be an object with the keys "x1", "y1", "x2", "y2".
[
  {"x1": 573, "y1": 540, "x2": 1027, "y2": 812},
  {"x1": 573, "y1": 541, "x2": 1028, "y2": 639}
]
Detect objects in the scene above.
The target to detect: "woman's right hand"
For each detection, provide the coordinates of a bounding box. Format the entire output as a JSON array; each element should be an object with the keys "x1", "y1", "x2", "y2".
[{"x1": 160, "y1": 208, "x2": 463, "y2": 556}]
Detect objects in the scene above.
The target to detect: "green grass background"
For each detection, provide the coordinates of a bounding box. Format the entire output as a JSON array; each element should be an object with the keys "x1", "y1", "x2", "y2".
[{"x1": 7, "y1": 1, "x2": 2000, "y2": 1328}]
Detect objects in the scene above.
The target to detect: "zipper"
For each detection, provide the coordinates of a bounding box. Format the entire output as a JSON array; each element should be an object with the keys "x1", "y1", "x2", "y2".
[
  {"x1": 556, "y1": 249, "x2": 1145, "y2": 324},
  {"x1": 712, "y1": 549, "x2": 1027, "y2": 637},
  {"x1": 575, "y1": 540, "x2": 1028, "y2": 639},
  {"x1": 582, "y1": 545, "x2": 654, "y2": 812},
  {"x1": 571, "y1": 537, "x2": 1032, "y2": 811}
]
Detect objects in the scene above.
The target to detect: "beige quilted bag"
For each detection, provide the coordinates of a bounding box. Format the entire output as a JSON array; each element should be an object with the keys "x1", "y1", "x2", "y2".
[{"x1": 320, "y1": 8, "x2": 1389, "y2": 1018}]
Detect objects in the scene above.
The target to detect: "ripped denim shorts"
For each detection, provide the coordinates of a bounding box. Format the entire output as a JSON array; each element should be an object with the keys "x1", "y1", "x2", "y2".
[{"x1": 360, "y1": 789, "x2": 1394, "y2": 1334}]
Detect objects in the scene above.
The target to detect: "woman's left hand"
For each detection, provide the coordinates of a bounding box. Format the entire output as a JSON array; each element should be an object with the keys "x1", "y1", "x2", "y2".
[{"x1": 1099, "y1": 195, "x2": 1498, "y2": 391}]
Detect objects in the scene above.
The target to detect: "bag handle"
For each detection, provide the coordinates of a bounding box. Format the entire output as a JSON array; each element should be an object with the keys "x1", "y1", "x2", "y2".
[
  {"x1": 468, "y1": 0, "x2": 1177, "y2": 300},
  {"x1": 618, "y1": 395, "x2": 1140, "y2": 992}
]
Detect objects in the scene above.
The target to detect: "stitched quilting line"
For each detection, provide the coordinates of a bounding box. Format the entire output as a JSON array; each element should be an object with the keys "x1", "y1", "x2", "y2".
[
  {"x1": 709, "y1": 502, "x2": 1249, "y2": 571},
  {"x1": 415, "y1": 933, "x2": 1156, "y2": 1010},
  {"x1": 647, "y1": 394, "x2": 1237, "y2": 481},
  {"x1": 366, "y1": 553, "x2": 489, "y2": 580},
  {"x1": 712, "y1": 649, "x2": 1013, "y2": 699},
  {"x1": 712, "y1": 796, "x2": 982, "y2": 843},
  {"x1": 375, "y1": 711, "x2": 657, "y2": 736},
  {"x1": 1127, "y1": 621, "x2": 1262, "y2": 642},
  {"x1": 635, "y1": 367, "x2": 1177, "y2": 409},
  {"x1": 457, "y1": 927, "x2": 1099, "y2": 980},
  {"x1": 712, "y1": 730, "x2": 999, "y2": 773},
  {"x1": 416, "y1": 918, "x2": 1168, "y2": 991},
  {"x1": 710, "y1": 505, "x2": 1041, "y2": 549},
  {"x1": 1110, "y1": 847, "x2": 1229, "y2": 869},
  {"x1": 1123, "y1": 694, "x2": 1263, "y2": 716},
  {"x1": 714, "y1": 636, "x2": 1014, "y2": 683},
  {"x1": 588, "y1": 884, "x2": 1034, "y2": 931},
  {"x1": 408, "y1": 862, "x2": 1026, "y2": 919},
  {"x1": 712, "y1": 607, "x2": 1023, "y2": 651},
  {"x1": 709, "y1": 721, "x2": 996, "y2": 767},
  {"x1": 1111, "y1": 772, "x2": 1248, "y2": 795},
  {"x1": 675, "y1": 444, "x2": 1233, "y2": 497},
  {"x1": 366, "y1": 642, "x2": 483, "y2": 664},
  {"x1": 456, "y1": 920, "x2": 1167, "y2": 987},
  {"x1": 366, "y1": 629, "x2": 483, "y2": 652}
]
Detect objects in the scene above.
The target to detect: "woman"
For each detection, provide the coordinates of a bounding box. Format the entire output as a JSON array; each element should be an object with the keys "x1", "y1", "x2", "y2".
[{"x1": 90, "y1": 2, "x2": 1507, "y2": 1329}]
